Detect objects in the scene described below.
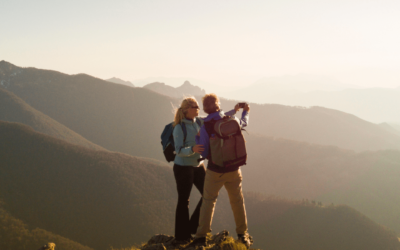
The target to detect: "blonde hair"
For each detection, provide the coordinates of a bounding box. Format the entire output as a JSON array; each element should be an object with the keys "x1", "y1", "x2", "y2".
[
  {"x1": 173, "y1": 97, "x2": 198, "y2": 127},
  {"x1": 202, "y1": 93, "x2": 220, "y2": 114}
]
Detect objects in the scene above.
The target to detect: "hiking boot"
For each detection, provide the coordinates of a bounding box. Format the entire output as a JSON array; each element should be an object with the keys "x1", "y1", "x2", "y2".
[
  {"x1": 237, "y1": 234, "x2": 253, "y2": 249},
  {"x1": 184, "y1": 237, "x2": 206, "y2": 249}
]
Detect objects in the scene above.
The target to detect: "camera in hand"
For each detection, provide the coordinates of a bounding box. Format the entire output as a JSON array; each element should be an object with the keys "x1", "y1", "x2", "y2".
[{"x1": 238, "y1": 102, "x2": 247, "y2": 108}]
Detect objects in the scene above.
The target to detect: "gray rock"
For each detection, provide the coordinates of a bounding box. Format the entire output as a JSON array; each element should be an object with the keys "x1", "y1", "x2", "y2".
[
  {"x1": 148, "y1": 234, "x2": 174, "y2": 245},
  {"x1": 211, "y1": 230, "x2": 229, "y2": 244},
  {"x1": 142, "y1": 243, "x2": 166, "y2": 250}
]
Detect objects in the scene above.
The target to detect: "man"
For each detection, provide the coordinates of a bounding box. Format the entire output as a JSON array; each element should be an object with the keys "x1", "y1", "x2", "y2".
[{"x1": 186, "y1": 93, "x2": 252, "y2": 249}]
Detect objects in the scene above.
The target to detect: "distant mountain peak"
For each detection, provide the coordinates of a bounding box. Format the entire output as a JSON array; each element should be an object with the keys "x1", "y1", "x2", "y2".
[
  {"x1": 144, "y1": 80, "x2": 205, "y2": 98},
  {"x1": 177, "y1": 80, "x2": 203, "y2": 90},
  {"x1": 182, "y1": 80, "x2": 192, "y2": 86},
  {"x1": 147, "y1": 81, "x2": 167, "y2": 86}
]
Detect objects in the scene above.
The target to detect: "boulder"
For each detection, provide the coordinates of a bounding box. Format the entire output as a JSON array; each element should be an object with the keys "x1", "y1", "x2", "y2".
[
  {"x1": 38, "y1": 242, "x2": 56, "y2": 250},
  {"x1": 142, "y1": 243, "x2": 166, "y2": 250},
  {"x1": 148, "y1": 234, "x2": 174, "y2": 245}
]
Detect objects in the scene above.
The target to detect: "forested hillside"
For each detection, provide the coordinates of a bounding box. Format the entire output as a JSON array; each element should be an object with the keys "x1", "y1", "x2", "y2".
[
  {"x1": 0, "y1": 205, "x2": 93, "y2": 250},
  {"x1": 1, "y1": 121, "x2": 399, "y2": 250},
  {"x1": 0, "y1": 121, "x2": 176, "y2": 250},
  {"x1": 317, "y1": 150, "x2": 400, "y2": 235},
  {"x1": 245, "y1": 196, "x2": 400, "y2": 250}
]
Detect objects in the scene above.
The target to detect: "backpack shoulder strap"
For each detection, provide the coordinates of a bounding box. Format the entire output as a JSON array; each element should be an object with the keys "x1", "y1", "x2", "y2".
[
  {"x1": 204, "y1": 119, "x2": 216, "y2": 138},
  {"x1": 195, "y1": 118, "x2": 202, "y2": 127},
  {"x1": 181, "y1": 122, "x2": 187, "y2": 143}
]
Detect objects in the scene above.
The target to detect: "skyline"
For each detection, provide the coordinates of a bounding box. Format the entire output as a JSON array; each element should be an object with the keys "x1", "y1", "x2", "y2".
[{"x1": 2, "y1": 0, "x2": 400, "y2": 88}]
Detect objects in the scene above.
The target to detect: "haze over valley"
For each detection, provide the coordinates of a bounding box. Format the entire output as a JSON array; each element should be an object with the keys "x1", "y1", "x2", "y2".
[{"x1": 131, "y1": 75, "x2": 400, "y2": 125}]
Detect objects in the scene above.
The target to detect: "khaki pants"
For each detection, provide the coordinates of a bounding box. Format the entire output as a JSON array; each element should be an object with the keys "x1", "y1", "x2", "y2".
[{"x1": 196, "y1": 169, "x2": 248, "y2": 237}]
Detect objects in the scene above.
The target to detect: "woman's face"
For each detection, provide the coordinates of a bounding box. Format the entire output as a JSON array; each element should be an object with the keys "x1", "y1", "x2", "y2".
[{"x1": 185, "y1": 101, "x2": 200, "y2": 119}]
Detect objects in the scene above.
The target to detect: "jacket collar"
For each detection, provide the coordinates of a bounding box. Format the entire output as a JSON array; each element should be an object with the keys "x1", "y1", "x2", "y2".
[
  {"x1": 204, "y1": 110, "x2": 225, "y2": 122},
  {"x1": 181, "y1": 117, "x2": 196, "y2": 124}
]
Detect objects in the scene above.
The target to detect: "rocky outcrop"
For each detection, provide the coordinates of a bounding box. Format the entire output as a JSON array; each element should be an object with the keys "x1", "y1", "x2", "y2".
[{"x1": 140, "y1": 230, "x2": 256, "y2": 250}]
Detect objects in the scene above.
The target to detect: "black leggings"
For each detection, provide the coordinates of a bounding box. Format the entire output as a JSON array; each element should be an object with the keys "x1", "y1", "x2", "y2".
[{"x1": 173, "y1": 163, "x2": 206, "y2": 241}]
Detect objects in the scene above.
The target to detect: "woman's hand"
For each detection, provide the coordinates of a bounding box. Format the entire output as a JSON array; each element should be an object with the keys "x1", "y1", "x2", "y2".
[{"x1": 193, "y1": 145, "x2": 204, "y2": 154}]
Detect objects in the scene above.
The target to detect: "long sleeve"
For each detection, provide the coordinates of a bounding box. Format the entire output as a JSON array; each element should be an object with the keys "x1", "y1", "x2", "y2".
[
  {"x1": 225, "y1": 109, "x2": 236, "y2": 116},
  {"x1": 173, "y1": 124, "x2": 195, "y2": 157},
  {"x1": 198, "y1": 109, "x2": 235, "y2": 121},
  {"x1": 195, "y1": 125, "x2": 210, "y2": 159},
  {"x1": 239, "y1": 110, "x2": 249, "y2": 128}
]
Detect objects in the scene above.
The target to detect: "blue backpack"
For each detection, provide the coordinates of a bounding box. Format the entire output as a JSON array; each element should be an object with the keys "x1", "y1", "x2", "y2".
[{"x1": 161, "y1": 119, "x2": 202, "y2": 162}]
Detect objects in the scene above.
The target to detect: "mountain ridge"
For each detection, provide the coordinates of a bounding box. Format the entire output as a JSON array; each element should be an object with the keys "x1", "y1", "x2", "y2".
[
  {"x1": 143, "y1": 80, "x2": 206, "y2": 98},
  {"x1": 106, "y1": 77, "x2": 135, "y2": 87},
  {"x1": 0, "y1": 88, "x2": 104, "y2": 150},
  {"x1": 3, "y1": 60, "x2": 400, "y2": 154}
]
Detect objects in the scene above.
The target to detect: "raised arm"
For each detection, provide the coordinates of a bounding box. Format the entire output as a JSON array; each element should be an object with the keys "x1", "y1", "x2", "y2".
[{"x1": 239, "y1": 104, "x2": 250, "y2": 128}]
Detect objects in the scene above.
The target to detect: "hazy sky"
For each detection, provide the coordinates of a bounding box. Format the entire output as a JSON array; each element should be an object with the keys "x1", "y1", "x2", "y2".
[{"x1": 2, "y1": 0, "x2": 400, "y2": 88}]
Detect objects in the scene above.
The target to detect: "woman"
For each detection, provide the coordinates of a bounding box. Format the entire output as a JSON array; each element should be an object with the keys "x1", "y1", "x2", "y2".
[{"x1": 172, "y1": 97, "x2": 205, "y2": 244}]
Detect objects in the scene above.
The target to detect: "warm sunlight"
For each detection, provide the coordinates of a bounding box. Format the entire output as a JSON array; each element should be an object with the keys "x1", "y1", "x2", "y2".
[{"x1": 1, "y1": 1, "x2": 400, "y2": 250}]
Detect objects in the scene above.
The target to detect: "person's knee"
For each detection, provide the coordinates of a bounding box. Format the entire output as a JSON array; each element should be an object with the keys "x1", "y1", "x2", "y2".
[
  {"x1": 229, "y1": 193, "x2": 244, "y2": 204},
  {"x1": 202, "y1": 196, "x2": 218, "y2": 204},
  {"x1": 203, "y1": 190, "x2": 219, "y2": 200}
]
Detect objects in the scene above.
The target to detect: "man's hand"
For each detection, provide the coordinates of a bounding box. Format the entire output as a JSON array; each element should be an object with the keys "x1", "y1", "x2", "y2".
[
  {"x1": 193, "y1": 145, "x2": 204, "y2": 154},
  {"x1": 234, "y1": 104, "x2": 240, "y2": 113},
  {"x1": 244, "y1": 104, "x2": 250, "y2": 112}
]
